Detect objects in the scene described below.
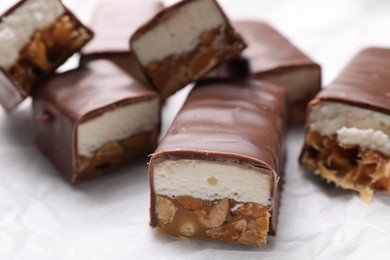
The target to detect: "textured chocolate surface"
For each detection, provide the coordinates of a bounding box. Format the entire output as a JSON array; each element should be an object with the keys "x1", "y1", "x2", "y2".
[
  {"x1": 0, "y1": 0, "x2": 93, "y2": 112},
  {"x1": 309, "y1": 47, "x2": 390, "y2": 113},
  {"x1": 32, "y1": 60, "x2": 159, "y2": 182},
  {"x1": 149, "y1": 79, "x2": 287, "y2": 234},
  {"x1": 81, "y1": 0, "x2": 163, "y2": 57}
]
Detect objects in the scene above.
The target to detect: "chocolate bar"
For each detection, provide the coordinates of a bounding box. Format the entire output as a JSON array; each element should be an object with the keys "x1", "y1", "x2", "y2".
[
  {"x1": 300, "y1": 47, "x2": 390, "y2": 201},
  {"x1": 0, "y1": 0, "x2": 93, "y2": 111},
  {"x1": 212, "y1": 21, "x2": 321, "y2": 124},
  {"x1": 149, "y1": 79, "x2": 287, "y2": 246},
  {"x1": 130, "y1": 0, "x2": 246, "y2": 99},
  {"x1": 32, "y1": 60, "x2": 160, "y2": 184},
  {"x1": 80, "y1": 0, "x2": 163, "y2": 83}
]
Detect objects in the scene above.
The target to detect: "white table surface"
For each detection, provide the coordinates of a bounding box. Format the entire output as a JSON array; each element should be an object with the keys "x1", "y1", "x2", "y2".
[{"x1": 1, "y1": 0, "x2": 390, "y2": 259}]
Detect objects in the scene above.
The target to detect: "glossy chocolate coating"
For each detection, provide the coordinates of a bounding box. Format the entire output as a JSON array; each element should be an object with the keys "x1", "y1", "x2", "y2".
[
  {"x1": 81, "y1": 0, "x2": 163, "y2": 57},
  {"x1": 0, "y1": 0, "x2": 93, "y2": 112},
  {"x1": 32, "y1": 60, "x2": 159, "y2": 182},
  {"x1": 149, "y1": 79, "x2": 287, "y2": 235},
  {"x1": 309, "y1": 47, "x2": 390, "y2": 113}
]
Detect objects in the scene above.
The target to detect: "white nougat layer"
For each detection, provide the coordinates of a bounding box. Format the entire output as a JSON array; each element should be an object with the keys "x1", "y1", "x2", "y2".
[
  {"x1": 132, "y1": 0, "x2": 225, "y2": 66},
  {"x1": 310, "y1": 101, "x2": 390, "y2": 155},
  {"x1": 337, "y1": 127, "x2": 390, "y2": 156},
  {"x1": 0, "y1": 0, "x2": 65, "y2": 69},
  {"x1": 153, "y1": 160, "x2": 272, "y2": 206},
  {"x1": 77, "y1": 98, "x2": 159, "y2": 158}
]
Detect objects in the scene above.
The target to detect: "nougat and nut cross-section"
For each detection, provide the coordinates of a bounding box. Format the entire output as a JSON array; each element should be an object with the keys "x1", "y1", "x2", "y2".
[
  {"x1": 130, "y1": 0, "x2": 246, "y2": 98},
  {"x1": 149, "y1": 79, "x2": 287, "y2": 246},
  {"x1": 300, "y1": 48, "x2": 390, "y2": 202},
  {"x1": 0, "y1": 0, "x2": 93, "y2": 111},
  {"x1": 151, "y1": 160, "x2": 273, "y2": 246}
]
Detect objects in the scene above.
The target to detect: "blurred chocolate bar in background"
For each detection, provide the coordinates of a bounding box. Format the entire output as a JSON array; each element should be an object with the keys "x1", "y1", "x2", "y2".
[{"x1": 80, "y1": 0, "x2": 163, "y2": 84}]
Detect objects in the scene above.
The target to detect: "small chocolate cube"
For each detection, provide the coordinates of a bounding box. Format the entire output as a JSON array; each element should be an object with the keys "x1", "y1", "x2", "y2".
[{"x1": 33, "y1": 60, "x2": 160, "y2": 183}]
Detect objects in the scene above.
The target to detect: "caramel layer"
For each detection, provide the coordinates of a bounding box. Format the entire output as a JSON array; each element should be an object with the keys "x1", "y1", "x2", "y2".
[
  {"x1": 154, "y1": 195, "x2": 270, "y2": 246},
  {"x1": 9, "y1": 14, "x2": 92, "y2": 93},
  {"x1": 145, "y1": 26, "x2": 245, "y2": 99},
  {"x1": 301, "y1": 131, "x2": 390, "y2": 201},
  {"x1": 74, "y1": 130, "x2": 159, "y2": 183}
]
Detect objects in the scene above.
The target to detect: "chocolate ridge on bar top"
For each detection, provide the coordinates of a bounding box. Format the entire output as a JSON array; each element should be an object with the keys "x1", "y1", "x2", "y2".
[
  {"x1": 130, "y1": 0, "x2": 246, "y2": 99},
  {"x1": 0, "y1": 0, "x2": 93, "y2": 112},
  {"x1": 308, "y1": 47, "x2": 390, "y2": 113},
  {"x1": 32, "y1": 60, "x2": 160, "y2": 183},
  {"x1": 149, "y1": 78, "x2": 287, "y2": 236}
]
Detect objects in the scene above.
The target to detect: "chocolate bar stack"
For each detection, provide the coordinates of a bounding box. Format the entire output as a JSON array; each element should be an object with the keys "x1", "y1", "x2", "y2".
[{"x1": 0, "y1": 0, "x2": 324, "y2": 247}]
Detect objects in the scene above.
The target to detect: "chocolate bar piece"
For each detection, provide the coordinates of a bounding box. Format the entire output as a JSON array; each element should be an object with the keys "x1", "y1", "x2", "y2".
[
  {"x1": 212, "y1": 21, "x2": 321, "y2": 124},
  {"x1": 0, "y1": 0, "x2": 93, "y2": 111},
  {"x1": 32, "y1": 60, "x2": 160, "y2": 184},
  {"x1": 80, "y1": 0, "x2": 163, "y2": 83},
  {"x1": 149, "y1": 79, "x2": 286, "y2": 246},
  {"x1": 300, "y1": 47, "x2": 390, "y2": 201},
  {"x1": 130, "y1": 0, "x2": 246, "y2": 99}
]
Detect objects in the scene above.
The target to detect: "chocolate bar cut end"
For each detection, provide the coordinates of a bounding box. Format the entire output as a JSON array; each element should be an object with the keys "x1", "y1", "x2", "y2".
[
  {"x1": 300, "y1": 47, "x2": 390, "y2": 201},
  {"x1": 0, "y1": 0, "x2": 93, "y2": 111},
  {"x1": 130, "y1": 0, "x2": 246, "y2": 99},
  {"x1": 151, "y1": 155, "x2": 274, "y2": 246}
]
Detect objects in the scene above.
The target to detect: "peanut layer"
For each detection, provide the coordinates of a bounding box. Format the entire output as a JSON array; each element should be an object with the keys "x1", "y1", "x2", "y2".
[
  {"x1": 145, "y1": 26, "x2": 245, "y2": 98},
  {"x1": 73, "y1": 130, "x2": 159, "y2": 183},
  {"x1": 301, "y1": 131, "x2": 390, "y2": 201},
  {"x1": 154, "y1": 195, "x2": 270, "y2": 246},
  {"x1": 8, "y1": 14, "x2": 92, "y2": 94}
]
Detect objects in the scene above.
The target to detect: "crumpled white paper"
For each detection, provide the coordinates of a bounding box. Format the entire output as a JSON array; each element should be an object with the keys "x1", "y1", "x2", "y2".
[{"x1": 1, "y1": 0, "x2": 390, "y2": 259}]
